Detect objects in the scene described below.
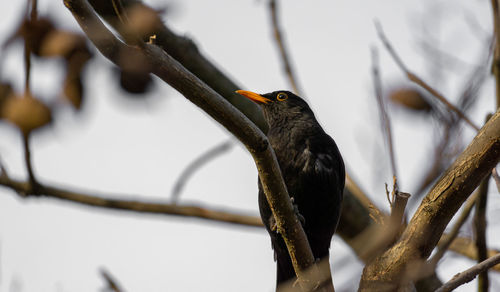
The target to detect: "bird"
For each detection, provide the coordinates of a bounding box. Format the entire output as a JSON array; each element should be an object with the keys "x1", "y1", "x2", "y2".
[{"x1": 236, "y1": 90, "x2": 345, "y2": 290}]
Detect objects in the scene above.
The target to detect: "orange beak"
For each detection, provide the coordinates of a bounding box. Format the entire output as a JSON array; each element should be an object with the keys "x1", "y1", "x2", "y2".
[{"x1": 236, "y1": 90, "x2": 271, "y2": 104}]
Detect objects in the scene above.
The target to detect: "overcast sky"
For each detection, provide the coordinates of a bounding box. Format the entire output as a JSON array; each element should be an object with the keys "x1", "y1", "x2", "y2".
[{"x1": 0, "y1": 0, "x2": 498, "y2": 291}]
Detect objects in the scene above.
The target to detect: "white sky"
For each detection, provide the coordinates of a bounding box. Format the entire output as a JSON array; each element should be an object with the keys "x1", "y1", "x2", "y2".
[{"x1": 0, "y1": 0, "x2": 499, "y2": 291}]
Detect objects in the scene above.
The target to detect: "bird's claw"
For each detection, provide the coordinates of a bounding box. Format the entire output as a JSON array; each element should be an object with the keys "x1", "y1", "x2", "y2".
[
  {"x1": 269, "y1": 216, "x2": 278, "y2": 233},
  {"x1": 268, "y1": 197, "x2": 305, "y2": 234},
  {"x1": 290, "y1": 197, "x2": 306, "y2": 226}
]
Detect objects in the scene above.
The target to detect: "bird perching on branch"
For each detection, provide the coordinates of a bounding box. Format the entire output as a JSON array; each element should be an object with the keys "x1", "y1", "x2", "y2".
[{"x1": 237, "y1": 90, "x2": 345, "y2": 290}]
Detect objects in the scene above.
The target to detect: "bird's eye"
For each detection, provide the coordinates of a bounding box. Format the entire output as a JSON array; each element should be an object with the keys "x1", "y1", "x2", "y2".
[{"x1": 277, "y1": 92, "x2": 288, "y2": 101}]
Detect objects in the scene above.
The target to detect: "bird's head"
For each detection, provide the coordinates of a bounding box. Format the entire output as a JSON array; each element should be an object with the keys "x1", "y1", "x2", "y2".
[{"x1": 236, "y1": 90, "x2": 315, "y2": 128}]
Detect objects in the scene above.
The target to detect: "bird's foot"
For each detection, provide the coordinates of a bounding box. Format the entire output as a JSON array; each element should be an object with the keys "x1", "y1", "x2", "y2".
[
  {"x1": 269, "y1": 216, "x2": 278, "y2": 233},
  {"x1": 267, "y1": 197, "x2": 305, "y2": 234},
  {"x1": 290, "y1": 197, "x2": 306, "y2": 227}
]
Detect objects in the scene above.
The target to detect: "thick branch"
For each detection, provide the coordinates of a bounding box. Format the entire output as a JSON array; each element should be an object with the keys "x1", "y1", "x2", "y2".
[
  {"x1": 359, "y1": 109, "x2": 500, "y2": 291},
  {"x1": 64, "y1": 0, "x2": 317, "y2": 283},
  {"x1": 0, "y1": 175, "x2": 263, "y2": 227}
]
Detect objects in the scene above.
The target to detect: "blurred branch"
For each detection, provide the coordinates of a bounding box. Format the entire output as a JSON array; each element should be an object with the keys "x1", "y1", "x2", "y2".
[
  {"x1": 415, "y1": 40, "x2": 491, "y2": 196},
  {"x1": 359, "y1": 109, "x2": 500, "y2": 290},
  {"x1": 0, "y1": 174, "x2": 263, "y2": 226},
  {"x1": 473, "y1": 174, "x2": 491, "y2": 291},
  {"x1": 268, "y1": 0, "x2": 302, "y2": 95},
  {"x1": 448, "y1": 236, "x2": 500, "y2": 273},
  {"x1": 171, "y1": 140, "x2": 233, "y2": 203},
  {"x1": 110, "y1": 0, "x2": 142, "y2": 46},
  {"x1": 63, "y1": 0, "x2": 319, "y2": 285},
  {"x1": 491, "y1": 0, "x2": 500, "y2": 109},
  {"x1": 371, "y1": 46, "x2": 399, "y2": 202},
  {"x1": 22, "y1": 134, "x2": 38, "y2": 192},
  {"x1": 350, "y1": 192, "x2": 409, "y2": 264},
  {"x1": 0, "y1": 156, "x2": 7, "y2": 178},
  {"x1": 24, "y1": 0, "x2": 33, "y2": 94},
  {"x1": 100, "y1": 268, "x2": 124, "y2": 292},
  {"x1": 492, "y1": 167, "x2": 500, "y2": 192},
  {"x1": 435, "y1": 253, "x2": 500, "y2": 292},
  {"x1": 375, "y1": 21, "x2": 480, "y2": 131}
]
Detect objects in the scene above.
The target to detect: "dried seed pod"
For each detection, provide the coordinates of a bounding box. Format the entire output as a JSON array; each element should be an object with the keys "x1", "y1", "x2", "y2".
[
  {"x1": 39, "y1": 30, "x2": 88, "y2": 59},
  {"x1": 389, "y1": 87, "x2": 432, "y2": 113},
  {"x1": 1, "y1": 93, "x2": 52, "y2": 134},
  {"x1": 62, "y1": 75, "x2": 84, "y2": 109},
  {"x1": 4, "y1": 17, "x2": 56, "y2": 56}
]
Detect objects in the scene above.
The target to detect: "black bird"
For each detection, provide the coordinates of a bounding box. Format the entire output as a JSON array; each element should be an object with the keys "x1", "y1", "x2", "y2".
[{"x1": 236, "y1": 90, "x2": 345, "y2": 289}]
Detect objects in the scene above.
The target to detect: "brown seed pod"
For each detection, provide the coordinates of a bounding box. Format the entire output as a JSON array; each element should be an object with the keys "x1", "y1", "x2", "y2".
[
  {"x1": 1, "y1": 93, "x2": 52, "y2": 134},
  {"x1": 389, "y1": 87, "x2": 432, "y2": 112}
]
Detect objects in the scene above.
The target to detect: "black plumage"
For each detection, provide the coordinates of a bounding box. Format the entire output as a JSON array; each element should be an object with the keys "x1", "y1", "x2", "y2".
[{"x1": 237, "y1": 90, "x2": 345, "y2": 288}]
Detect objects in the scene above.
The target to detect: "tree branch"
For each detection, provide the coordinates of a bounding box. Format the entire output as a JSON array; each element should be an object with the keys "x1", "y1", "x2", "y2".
[
  {"x1": 435, "y1": 253, "x2": 500, "y2": 292},
  {"x1": 63, "y1": 0, "x2": 317, "y2": 284},
  {"x1": 100, "y1": 268, "x2": 125, "y2": 292},
  {"x1": 448, "y1": 236, "x2": 500, "y2": 273},
  {"x1": 491, "y1": 0, "x2": 500, "y2": 109},
  {"x1": 492, "y1": 167, "x2": 500, "y2": 192},
  {"x1": 171, "y1": 140, "x2": 233, "y2": 203},
  {"x1": 473, "y1": 174, "x2": 490, "y2": 291},
  {"x1": 0, "y1": 175, "x2": 263, "y2": 227},
  {"x1": 359, "y1": 108, "x2": 500, "y2": 290}
]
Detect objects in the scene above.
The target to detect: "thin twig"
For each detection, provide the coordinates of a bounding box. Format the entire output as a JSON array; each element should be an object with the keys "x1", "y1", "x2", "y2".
[
  {"x1": 371, "y1": 47, "x2": 399, "y2": 204},
  {"x1": 491, "y1": 0, "x2": 500, "y2": 109},
  {"x1": 268, "y1": 0, "x2": 302, "y2": 95},
  {"x1": 0, "y1": 156, "x2": 7, "y2": 179},
  {"x1": 414, "y1": 37, "x2": 492, "y2": 197},
  {"x1": 474, "y1": 174, "x2": 491, "y2": 291},
  {"x1": 24, "y1": 0, "x2": 34, "y2": 95},
  {"x1": 22, "y1": 133, "x2": 37, "y2": 191},
  {"x1": 435, "y1": 253, "x2": 500, "y2": 292},
  {"x1": 375, "y1": 21, "x2": 480, "y2": 131},
  {"x1": 492, "y1": 167, "x2": 500, "y2": 193},
  {"x1": 100, "y1": 268, "x2": 124, "y2": 292},
  {"x1": 171, "y1": 140, "x2": 233, "y2": 203},
  {"x1": 0, "y1": 175, "x2": 263, "y2": 227},
  {"x1": 447, "y1": 236, "x2": 500, "y2": 273}
]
